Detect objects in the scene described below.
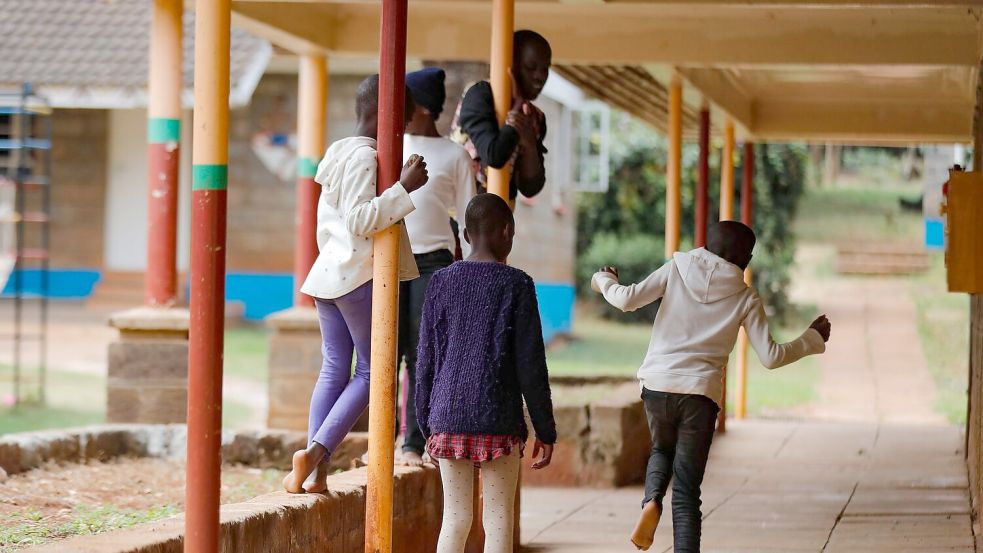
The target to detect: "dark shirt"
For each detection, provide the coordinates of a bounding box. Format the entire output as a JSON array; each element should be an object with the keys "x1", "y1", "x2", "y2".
[
  {"x1": 415, "y1": 261, "x2": 556, "y2": 444},
  {"x1": 456, "y1": 81, "x2": 548, "y2": 200}
]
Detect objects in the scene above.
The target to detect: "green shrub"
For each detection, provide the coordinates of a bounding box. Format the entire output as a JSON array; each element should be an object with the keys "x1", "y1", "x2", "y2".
[{"x1": 577, "y1": 232, "x2": 665, "y2": 322}]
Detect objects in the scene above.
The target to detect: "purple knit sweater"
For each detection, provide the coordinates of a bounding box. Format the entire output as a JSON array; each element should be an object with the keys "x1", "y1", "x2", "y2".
[{"x1": 414, "y1": 261, "x2": 557, "y2": 444}]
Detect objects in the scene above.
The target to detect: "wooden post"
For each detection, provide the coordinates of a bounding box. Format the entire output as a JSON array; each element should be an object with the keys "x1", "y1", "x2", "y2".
[
  {"x1": 146, "y1": 0, "x2": 182, "y2": 307},
  {"x1": 185, "y1": 0, "x2": 230, "y2": 551},
  {"x1": 364, "y1": 1, "x2": 406, "y2": 552},
  {"x1": 666, "y1": 73, "x2": 682, "y2": 259},
  {"x1": 696, "y1": 101, "x2": 710, "y2": 248},
  {"x1": 294, "y1": 54, "x2": 327, "y2": 308},
  {"x1": 735, "y1": 141, "x2": 754, "y2": 420},
  {"x1": 717, "y1": 117, "x2": 735, "y2": 432},
  {"x1": 487, "y1": 0, "x2": 514, "y2": 201}
]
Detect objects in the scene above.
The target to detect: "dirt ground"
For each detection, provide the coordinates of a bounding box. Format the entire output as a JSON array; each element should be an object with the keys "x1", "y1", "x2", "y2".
[{"x1": 0, "y1": 459, "x2": 285, "y2": 551}]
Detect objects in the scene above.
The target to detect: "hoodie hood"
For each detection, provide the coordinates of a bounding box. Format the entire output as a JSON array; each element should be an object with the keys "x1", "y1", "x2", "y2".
[
  {"x1": 315, "y1": 136, "x2": 377, "y2": 208},
  {"x1": 672, "y1": 248, "x2": 748, "y2": 304}
]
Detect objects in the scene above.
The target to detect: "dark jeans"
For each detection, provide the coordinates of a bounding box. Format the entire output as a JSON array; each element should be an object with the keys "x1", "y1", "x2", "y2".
[
  {"x1": 398, "y1": 249, "x2": 454, "y2": 455},
  {"x1": 642, "y1": 388, "x2": 719, "y2": 553}
]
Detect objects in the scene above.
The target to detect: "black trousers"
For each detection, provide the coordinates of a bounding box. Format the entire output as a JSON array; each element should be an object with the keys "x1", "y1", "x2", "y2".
[
  {"x1": 397, "y1": 249, "x2": 454, "y2": 455},
  {"x1": 642, "y1": 388, "x2": 719, "y2": 553}
]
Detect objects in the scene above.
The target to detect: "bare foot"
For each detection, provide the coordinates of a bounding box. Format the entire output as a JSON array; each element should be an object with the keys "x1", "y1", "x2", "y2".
[
  {"x1": 303, "y1": 460, "x2": 330, "y2": 494},
  {"x1": 630, "y1": 501, "x2": 662, "y2": 551},
  {"x1": 283, "y1": 444, "x2": 326, "y2": 494},
  {"x1": 399, "y1": 450, "x2": 424, "y2": 467}
]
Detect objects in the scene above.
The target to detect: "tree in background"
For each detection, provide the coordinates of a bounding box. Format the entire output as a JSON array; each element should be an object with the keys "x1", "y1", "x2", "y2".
[{"x1": 577, "y1": 112, "x2": 807, "y2": 323}]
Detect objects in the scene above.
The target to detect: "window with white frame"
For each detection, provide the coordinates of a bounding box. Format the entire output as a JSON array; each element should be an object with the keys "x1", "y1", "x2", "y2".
[{"x1": 570, "y1": 102, "x2": 610, "y2": 193}]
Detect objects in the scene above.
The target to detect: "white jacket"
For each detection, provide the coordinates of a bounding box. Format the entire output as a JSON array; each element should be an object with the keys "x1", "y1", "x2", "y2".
[
  {"x1": 301, "y1": 136, "x2": 419, "y2": 300},
  {"x1": 592, "y1": 248, "x2": 825, "y2": 406}
]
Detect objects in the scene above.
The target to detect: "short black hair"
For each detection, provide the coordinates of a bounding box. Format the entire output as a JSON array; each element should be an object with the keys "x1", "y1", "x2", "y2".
[
  {"x1": 707, "y1": 221, "x2": 756, "y2": 266},
  {"x1": 355, "y1": 74, "x2": 415, "y2": 120},
  {"x1": 465, "y1": 193, "x2": 514, "y2": 237},
  {"x1": 514, "y1": 30, "x2": 551, "y2": 57},
  {"x1": 355, "y1": 74, "x2": 379, "y2": 119}
]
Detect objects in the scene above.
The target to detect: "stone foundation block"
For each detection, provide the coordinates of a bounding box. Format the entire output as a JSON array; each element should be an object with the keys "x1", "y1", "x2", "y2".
[{"x1": 107, "y1": 307, "x2": 190, "y2": 424}]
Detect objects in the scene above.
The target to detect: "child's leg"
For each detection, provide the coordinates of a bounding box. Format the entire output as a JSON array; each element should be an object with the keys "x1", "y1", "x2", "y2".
[
  {"x1": 668, "y1": 395, "x2": 718, "y2": 553},
  {"x1": 480, "y1": 450, "x2": 521, "y2": 553},
  {"x1": 310, "y1": 282, "x2": 373, "y2": 454},
  {"x1": 284, "y1": 297, "x2": 355, "y2": 493},
  {"x1": 436, "y1": 458, "x2": 475, "y2": 553},
  {"x1": 642, "y1": 389, "x2": 677, "y2": 509},
  {"x1": 308, "y1": 297, "x2": 355, "y2": 447}
]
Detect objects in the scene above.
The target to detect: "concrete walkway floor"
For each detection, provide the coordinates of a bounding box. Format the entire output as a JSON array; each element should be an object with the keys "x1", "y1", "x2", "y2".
[{"x1": 521, "y1": 419, "x2": 973, "y2": 553}]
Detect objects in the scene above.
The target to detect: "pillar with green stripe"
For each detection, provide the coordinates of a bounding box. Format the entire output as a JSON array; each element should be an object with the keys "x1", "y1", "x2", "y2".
[
  {"x1": 294, "y1": 54, "x2": 328, "y2": 307},
  {"x1": 146, "y1": 0, "x2": 183, "y2": 307}
]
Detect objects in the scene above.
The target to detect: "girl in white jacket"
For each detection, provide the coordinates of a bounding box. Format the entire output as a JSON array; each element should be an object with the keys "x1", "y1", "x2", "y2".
[
  {"x1": 283, "y1": 75, "x2": 429, "y2": 494},
  {"x1": 592, "y1": 221, "x2": 831, "y2": 552}
]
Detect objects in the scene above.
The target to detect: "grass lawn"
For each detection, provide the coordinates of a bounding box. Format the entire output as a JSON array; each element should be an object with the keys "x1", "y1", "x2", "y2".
[
  {"x1": 911, "y1": 256, "x2": 970, "y2": 425},
  {"x1": 793, "y1": 184, "x2": 923, "y2": 245},
  {"x1": 224, "y1": 325, "x2": 269, "y2": 383},
  {"x1": 0, "y1": 369, "x2": 105, "y2": 435},
  {"x1": 0, "y1": 327, "x2": 263, "y2": 435}
]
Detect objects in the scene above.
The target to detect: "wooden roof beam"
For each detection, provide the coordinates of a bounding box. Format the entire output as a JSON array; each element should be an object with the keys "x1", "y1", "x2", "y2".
[{"x1": 231, "y1": 2, "x2": 983, "y2": 66}]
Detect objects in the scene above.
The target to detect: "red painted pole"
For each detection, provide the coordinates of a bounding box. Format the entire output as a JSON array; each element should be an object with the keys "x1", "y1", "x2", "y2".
[
  {"x1": 742, "y1": 142, "x2": 754, "y2": 227},
  {"x1": 696, "y1": 104, "x2": 710, "y2": 248},
  {"x1": 185, "y1": 0, "x2": 230, "y2": 551},
  {"x1": 365, "y1": 1, "x2": 407, "y2": 551},
  {"x1": 146, "y1": 0, "x2": 182, "y2": 307}
]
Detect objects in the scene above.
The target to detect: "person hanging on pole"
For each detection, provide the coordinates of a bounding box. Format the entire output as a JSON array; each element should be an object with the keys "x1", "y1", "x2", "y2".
[
  {"x1": 283, "y1": 74, "x2": 430, "y2": 494},
  {"x1": 396, "y1": 67, "x2": 477, "y2": 467},
  {"x1": 451, "y1": 30, "x2": 552, "y2": 202}
]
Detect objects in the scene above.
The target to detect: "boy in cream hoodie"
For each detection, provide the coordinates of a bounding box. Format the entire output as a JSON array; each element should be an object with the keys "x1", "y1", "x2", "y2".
[{"x1": 592, "y1": 221, "x2": 831, "y2": 552}]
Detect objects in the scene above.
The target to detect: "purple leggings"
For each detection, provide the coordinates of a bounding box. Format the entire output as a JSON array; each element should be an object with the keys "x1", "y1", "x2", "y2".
[{"x1": 309, "y1": 281, "x2": 372, "y2": 455}]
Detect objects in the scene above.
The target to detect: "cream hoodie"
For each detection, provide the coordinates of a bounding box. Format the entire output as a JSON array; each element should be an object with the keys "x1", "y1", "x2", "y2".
[
  {"x1": 592, "y1": 248, "x2": 825, "y2": 406},
  {"x1": 301, "y1": 136, "x2": 419, "y2": 300}
]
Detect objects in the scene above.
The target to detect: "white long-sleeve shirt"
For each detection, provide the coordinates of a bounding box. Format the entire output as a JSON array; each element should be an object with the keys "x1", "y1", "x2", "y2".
[
  {"x1": 301, "y1": 136, "x2": 419, "y2": 300},
  {"x1": 592, "y1": 248, "x2": 825, "y2": 406},
  {"x1": 402, "y1": 135, "x2": 476, "y2": 256}
]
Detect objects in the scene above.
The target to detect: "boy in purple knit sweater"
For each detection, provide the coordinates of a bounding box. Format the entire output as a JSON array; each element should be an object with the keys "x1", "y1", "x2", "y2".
[{"x1": 415, "y1": 193, "x2": 556, "y2": 553}]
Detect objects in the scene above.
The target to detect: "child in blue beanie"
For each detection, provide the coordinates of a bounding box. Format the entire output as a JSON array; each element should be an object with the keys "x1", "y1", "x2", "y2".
[{"x1": 396, "y1": 67, "x2": 477, "y2": 466}]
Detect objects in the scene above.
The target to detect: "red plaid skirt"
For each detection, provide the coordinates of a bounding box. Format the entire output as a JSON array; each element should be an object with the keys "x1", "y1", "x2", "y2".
[{"x1": 427, "y1": 433, "x2": 524, "y2": 464}]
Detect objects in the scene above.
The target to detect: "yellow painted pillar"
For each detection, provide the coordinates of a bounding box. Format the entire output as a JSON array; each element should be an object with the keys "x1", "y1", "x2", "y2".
[
  {"x1": 717, "y1": 117, "x2": 735, "y2": 432},
  {"x1": 487, "y1": 0, "x2": 514, "y2": 202},
  {"x1": 294, "y1": 54, "x2": 327, "y2": 308},
  {"x1": 365, "y1": 1, "x2": 407, "y2": 552},
  {"x1": 665, "y1": 73, "x2": 682, "y2": 260},
  {"x1": 185, "y1": 0, "x2": 230, "y2": 552},
  {"x1": 735, "y1": 269, "x2": 751, "y2": 420}
]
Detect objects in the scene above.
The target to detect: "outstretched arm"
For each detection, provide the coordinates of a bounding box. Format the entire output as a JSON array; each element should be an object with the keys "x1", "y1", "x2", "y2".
[
  {"x1": 591, "y1": 262, "x2": 671, "y2": 313},
  {"x1": 744, "y1": 291, "x2": 828, "y2": 370}
]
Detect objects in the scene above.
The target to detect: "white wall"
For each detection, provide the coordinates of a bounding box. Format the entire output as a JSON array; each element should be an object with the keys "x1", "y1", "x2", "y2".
[{"x1": 104, "y1": 109, "x2": 192, "y2": 272}]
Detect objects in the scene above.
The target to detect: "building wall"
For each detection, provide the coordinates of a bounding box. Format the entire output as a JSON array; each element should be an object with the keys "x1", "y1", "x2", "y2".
[
  {"x1": 51, "y1": 109, "x2": 109, "y2": 269},
  {"x1": 13, "y1": 68, "x2": 578, "y2": 337}
]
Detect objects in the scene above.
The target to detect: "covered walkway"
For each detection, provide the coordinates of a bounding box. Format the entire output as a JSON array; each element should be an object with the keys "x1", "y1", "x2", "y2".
[{"x1": 523, "y1": 420, "x2": 971, "y2": 553}]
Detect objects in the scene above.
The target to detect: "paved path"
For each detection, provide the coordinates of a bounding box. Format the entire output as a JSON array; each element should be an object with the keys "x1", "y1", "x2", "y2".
[
  {"x1": 522, "y1": 419, "x2": 973, "y2": 552},
  {"x1": 790, "y1": 245, "x2": 945, "y2": 424}
]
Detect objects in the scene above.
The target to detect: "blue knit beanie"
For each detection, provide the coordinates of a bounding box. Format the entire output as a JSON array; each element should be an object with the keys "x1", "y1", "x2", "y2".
[{"x1": 406, "y1": 67, "x2": 446, "y2": 119}]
